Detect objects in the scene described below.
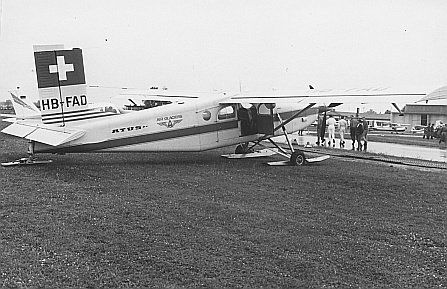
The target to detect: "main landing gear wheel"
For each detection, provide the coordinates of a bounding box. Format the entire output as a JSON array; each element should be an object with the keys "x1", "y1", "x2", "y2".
[
  {"x1": 290, "y1": 150, "x2": 306, "y2": 166},
  {"x1": 235, "y1": 143, "x2": 253, "y2": 154},
  {"x1": 235, "y1": 144, "x2": 245, "y2": 154}
]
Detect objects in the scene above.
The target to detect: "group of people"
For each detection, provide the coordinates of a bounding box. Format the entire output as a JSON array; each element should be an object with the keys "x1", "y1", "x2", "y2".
[
  {"x1": 426, "y1": 123, "x2": 447, "y2": 144},
  {"x1": 316, "y1": 114, "x2": 369, "y2": 151},
  {"x1": 423, "y1": 123, "x2": 436, "y2": 139}
]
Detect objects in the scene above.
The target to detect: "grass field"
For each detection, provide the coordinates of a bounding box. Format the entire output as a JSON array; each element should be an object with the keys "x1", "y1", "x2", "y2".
[{"x1": 1, "y1": 122, "x2": 446, "y2": 288}]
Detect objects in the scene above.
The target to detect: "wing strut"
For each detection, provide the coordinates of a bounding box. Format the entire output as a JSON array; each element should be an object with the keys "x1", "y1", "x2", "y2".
[
  {"x1": 273, "y1": 103, "x2": 316, "y2": 132},
  {"x1": 276, "y1": 112, "x2": 294, "y2": 153}
]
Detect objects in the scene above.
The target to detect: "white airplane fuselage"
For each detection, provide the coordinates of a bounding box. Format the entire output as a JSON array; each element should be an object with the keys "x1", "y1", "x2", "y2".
[{"x1": 34, "y1": 96, "x2": 319, "y2": 154}]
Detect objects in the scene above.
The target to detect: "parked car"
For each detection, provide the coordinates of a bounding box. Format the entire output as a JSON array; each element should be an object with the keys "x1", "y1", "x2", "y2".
[{"x1": 410, "y1": 125, "x2": 425, "y2": 134}]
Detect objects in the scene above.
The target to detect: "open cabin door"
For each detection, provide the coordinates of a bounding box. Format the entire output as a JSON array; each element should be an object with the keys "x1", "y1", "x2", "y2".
[
  {"x1": 237, "y1": 104, "x2": 259, "y2": 137},
  {"x1": 256, "y1": 104, "x2": 275, "y2": 135}
]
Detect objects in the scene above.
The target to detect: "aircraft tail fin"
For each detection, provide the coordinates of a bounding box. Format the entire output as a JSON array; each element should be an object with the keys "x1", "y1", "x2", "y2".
[
  {"x1": 33, "y1": 44, "x2": 89, "y2": 125},
  {"x1": 9, "y1": 89, "x2": 41, "y2": 119}
]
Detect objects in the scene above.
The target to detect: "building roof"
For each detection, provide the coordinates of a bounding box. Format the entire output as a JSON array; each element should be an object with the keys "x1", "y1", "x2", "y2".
[{"x1": 404, "y1": 104, "x2": 447, "y2": 115}]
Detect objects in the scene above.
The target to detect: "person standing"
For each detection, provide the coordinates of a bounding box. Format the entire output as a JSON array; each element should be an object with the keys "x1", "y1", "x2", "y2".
[
  {"x1": 316, "y1": 114, "x2": 322, "y2": 146},
  {"x1": 439, "y1": 125, "x2": 447, "y2": 145},
  {"x1": 429, "y1": 123, "x2": 435, "y2": 139},
  {"x1": 326, "y1": 115, "x2": 337, "y2": 147},
  {"x1": 355, "y1": 118, "x2": 364, "y2": 151},
  {"x1": 361, "y1": 117, "x2": 369, "y2": 151},
  {"x1": 423, "y1": 124, "x2": 429, "y2": 139},
  {"x1": 338, "y1": 116, "x2": 347, "y2": 148},
  {"x1": 349, "y1": 115, "x2": 358, "y2": 150}
]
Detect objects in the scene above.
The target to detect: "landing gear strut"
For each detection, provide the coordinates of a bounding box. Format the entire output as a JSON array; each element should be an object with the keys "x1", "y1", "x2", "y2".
[
  {"x1": 27, "y1": 140, "x2": 35, "y2": 162},
  {"x1": 1, "y1": 140, "x2": 52, "y2": 167}
]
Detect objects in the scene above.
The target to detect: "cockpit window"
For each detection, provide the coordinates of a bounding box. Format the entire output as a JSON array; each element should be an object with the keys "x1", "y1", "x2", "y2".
[
  {"x1": 218, "y1": 105, "x2": 236, "y2": 120},
  {"x1": 104, "y1": 106, "x2": 118, "y2": 113},
  {"x1": 95, "y1": 104, "x2": 121, "y2": 114}
]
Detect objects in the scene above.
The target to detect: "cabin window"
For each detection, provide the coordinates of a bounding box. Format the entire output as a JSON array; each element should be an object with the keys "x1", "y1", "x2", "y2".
[
  {"x1": 218, "y1": 106, "x2": 235, "y2": 120},
  {"x1": 97, "y1": 105, "x2": 121, "y2": 114},
  {"x1": 202, "y1": 110, "x2": 211, "y2": 121},
  {"x1": 258, "y1": 103, "x2": 275, "y2": 115}
]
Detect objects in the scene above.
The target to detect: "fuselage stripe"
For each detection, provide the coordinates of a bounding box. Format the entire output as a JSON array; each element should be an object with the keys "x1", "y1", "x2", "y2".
[
  {"x1": 42, "y1": 112, "x2": 115, "y2": 124},
  {"x1": 38, "y1": 120, "x2": 239, "y2": 153}
]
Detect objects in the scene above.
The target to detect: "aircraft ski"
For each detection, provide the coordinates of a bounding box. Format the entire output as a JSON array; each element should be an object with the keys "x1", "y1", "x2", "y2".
[
  {"x1": 267, "y1": 155, "x2": 330, "y2": 166},
  {"x1": 1, "y1": 44, "x2": 435, "y2": 167},
  {"x1": 1, "y1": 158, "x2": 53, "y2": 167},
  {"x1": 221, "y1": 149, "x2": 277, "y2": 159}
]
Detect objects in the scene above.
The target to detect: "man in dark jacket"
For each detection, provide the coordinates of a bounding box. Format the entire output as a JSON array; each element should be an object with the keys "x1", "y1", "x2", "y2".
[
  {"x1": 423, "y1": 124, "x2": 429, "y2": 139},
  {"x1": 349, "y1": 115, "x2": 358, "y2": 150},
  {"x1": 439, "y1": 125, "x2": 447, "y2": 145},
  {"x1": 429, "y1": 124, "x2": 435, "y2": 139},
  {"x1": 355, "y1": 119, "x2": 364, "y2": 151}
]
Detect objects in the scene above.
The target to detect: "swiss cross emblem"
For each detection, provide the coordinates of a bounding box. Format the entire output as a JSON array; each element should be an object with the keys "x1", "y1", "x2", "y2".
[
  {"x1": 34, "y1": 48, "x2": 86, "y2": 89},
  {"x1": 49, "y1": 56, "x2": 74, "y2": 81}
]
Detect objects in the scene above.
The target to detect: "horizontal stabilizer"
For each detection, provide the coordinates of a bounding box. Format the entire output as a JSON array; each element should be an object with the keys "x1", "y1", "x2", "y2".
[
  {"x1": 1, "y1": 123, "x2": 85, "y2": 146},
  {"x1": 9, "y1": 90, "x2": 41, "y2": 120}
]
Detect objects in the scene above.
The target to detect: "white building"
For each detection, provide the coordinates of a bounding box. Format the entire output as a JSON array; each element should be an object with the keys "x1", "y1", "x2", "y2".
[{"x1": 391, "y1": 86, "x2": 447, "y2": 129}]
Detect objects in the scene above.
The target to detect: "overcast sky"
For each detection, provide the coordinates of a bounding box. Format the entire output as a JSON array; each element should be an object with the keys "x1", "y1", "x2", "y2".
[{"x1": 0, "y1": 0, "x2": 446, "y2": 112}]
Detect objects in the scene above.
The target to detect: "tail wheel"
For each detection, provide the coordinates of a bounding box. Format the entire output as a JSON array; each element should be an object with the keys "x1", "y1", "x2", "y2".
[{"x1": 290, "y1": 151, "x2": 306, "y2": 166}]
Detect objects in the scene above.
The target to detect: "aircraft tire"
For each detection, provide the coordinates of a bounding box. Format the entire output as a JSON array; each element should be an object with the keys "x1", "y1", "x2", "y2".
[
  {"x1": 235, "y1": 144, "x2": 246, "y2": 154},
  {"x1": 290, "y1": 151, "x2": 306, "y2": 166}
]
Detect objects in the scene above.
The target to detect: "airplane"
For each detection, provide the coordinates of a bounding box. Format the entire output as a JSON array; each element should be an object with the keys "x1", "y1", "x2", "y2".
[
  {"x1": 369, "y1": 121, "x2": 407, "y2": 134},
  {"x1": 1, "y1": 44, "x2": 429, "y2": 167}
]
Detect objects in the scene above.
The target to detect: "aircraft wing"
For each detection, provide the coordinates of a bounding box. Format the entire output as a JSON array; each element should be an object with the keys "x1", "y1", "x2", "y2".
[
  {"x1": 219, "y1": 87, "x2": 426, "y2": 106},
  {"x1": 416, "y1": 86, "x2": 447, "y2": 103},
  {"x1": 118, "y1": 89, "x2": 214, "y2": 102},
  {"x1": 1, "y1": 122, "x2": 85, "y2": 146}
]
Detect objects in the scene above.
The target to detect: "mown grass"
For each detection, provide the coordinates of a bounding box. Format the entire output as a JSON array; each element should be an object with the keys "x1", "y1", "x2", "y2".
[
  {"x1": 367, "y1": 133, "x2": 444, "y2": 148},
  {"x1": 1, "y1": 122, "x2": 446, "y2": 288}
]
